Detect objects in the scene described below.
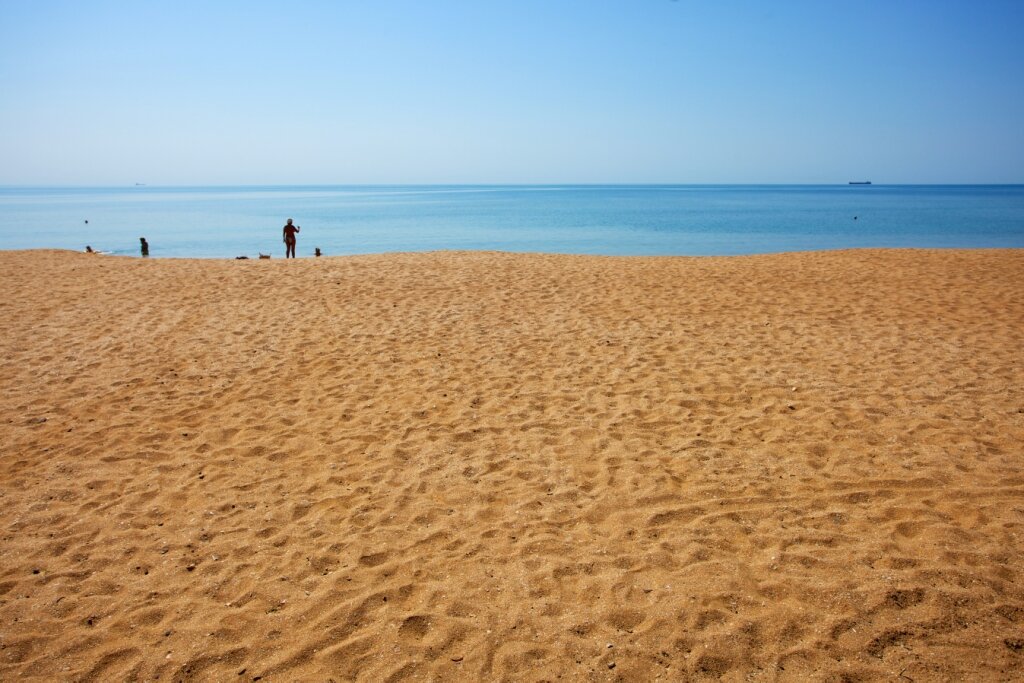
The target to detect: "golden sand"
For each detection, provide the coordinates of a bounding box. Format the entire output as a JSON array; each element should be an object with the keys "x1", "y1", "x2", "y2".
[{"x1": 1, "y1": 249, "x2": 1023, "y2": 681}]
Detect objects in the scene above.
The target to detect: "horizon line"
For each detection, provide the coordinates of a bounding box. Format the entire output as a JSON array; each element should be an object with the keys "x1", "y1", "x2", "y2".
[{"x1": 3, "y1": 182, "x2": 1024, "y2": 189}]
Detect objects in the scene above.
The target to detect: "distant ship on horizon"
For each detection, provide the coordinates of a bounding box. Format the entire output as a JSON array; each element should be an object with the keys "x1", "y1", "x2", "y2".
[{"x1": 848, "y1": 181, "x2": 872, "y2": 185}]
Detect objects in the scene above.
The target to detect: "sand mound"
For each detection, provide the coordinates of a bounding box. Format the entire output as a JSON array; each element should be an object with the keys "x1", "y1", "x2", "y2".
[{"x1": 1, "y1": 249, "x2": 1022, "y2": 680}]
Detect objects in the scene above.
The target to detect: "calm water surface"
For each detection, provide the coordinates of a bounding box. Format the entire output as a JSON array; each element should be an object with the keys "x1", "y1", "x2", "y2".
[{"x1": 0, "y1": 185, "x2": 1022, "y2": 258}]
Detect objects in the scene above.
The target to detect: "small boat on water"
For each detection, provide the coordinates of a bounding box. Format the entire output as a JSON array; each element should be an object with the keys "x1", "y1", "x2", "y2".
[{"x1": 849, "y1": 181, "x2": 872, "y2": 185}]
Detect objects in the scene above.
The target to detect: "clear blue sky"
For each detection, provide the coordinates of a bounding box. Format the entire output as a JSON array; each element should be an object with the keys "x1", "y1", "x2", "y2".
[{"x1": 1, "y1": 0, "x2": 1022, "y2": 184}]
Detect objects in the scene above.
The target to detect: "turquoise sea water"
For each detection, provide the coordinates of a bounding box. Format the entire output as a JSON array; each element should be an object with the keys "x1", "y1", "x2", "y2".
[{"x1": 0, "y1": 185, "x2": 1022, "y2": 258}]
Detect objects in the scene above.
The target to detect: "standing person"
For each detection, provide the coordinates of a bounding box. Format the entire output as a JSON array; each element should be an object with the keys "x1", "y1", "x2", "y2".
[
  {"x1": 140, "y1": 237, "x2": 149, "y2": 257},
  {"x1": 283, "y1": 218, "x2": 300, "y2": 258}
]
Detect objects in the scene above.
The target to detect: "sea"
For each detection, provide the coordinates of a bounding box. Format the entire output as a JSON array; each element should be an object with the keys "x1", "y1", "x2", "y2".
[{"x1": 0, "y1": 184, "x2": 1022, "y2": 258}]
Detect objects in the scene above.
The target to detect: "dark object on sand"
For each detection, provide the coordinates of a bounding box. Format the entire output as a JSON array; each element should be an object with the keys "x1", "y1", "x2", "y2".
[
  {"x1": 85, "y1": 245, "x2": 94, "y2": 253},
  {"x1": 315, "y1": 247, "x2": 322, "y2": 257},
  {"x1": 259, "y1": 253, "x2": 271, "y2": 260},
  {"x1": 235, "y1": 256, "x2": 249, "y2": 260},
  {"x1": 140, "y1": 237, "x2": 149, "y2": 257}
]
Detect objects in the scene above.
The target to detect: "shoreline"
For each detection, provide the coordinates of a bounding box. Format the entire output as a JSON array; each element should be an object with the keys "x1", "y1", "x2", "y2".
[
  {"x1": 6, "y1": 244, "x2": 1024, "y2": 261},
  {"x1": 2, "y1": 248, "x2": 1022, "y2": 680}
]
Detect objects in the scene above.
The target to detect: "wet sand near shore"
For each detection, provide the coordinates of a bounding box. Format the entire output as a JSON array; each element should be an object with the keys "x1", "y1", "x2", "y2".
[{"x1": 1, "y1": 248, "x2": 1022, "y2": 681}]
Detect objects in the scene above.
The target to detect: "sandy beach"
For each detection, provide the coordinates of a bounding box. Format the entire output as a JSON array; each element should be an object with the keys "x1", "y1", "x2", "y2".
[{"x1": 1, "y1": 248, "x2": 1022, "y2": 681}]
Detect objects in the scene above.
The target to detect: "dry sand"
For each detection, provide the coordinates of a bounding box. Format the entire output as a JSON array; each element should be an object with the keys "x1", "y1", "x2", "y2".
[{"x1": 1, "y1": 248, "x2": 1023, "y2": 681}]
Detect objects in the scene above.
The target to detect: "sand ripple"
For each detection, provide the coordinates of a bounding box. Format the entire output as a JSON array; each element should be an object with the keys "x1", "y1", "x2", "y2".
[{"x1": 1, "y1": 249, "x2": 1023, "y2": 680}]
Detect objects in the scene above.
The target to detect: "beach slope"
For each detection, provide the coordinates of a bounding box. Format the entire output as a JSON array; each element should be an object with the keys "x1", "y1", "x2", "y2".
[{"x1": 1, "y1": 249, "x2": 1022, "y2": 680}]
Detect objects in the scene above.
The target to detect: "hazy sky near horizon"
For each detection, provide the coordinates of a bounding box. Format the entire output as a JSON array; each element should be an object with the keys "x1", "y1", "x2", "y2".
[{"x1": 1, "y1": 1, "x2": 1022, "y2": 185}]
